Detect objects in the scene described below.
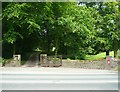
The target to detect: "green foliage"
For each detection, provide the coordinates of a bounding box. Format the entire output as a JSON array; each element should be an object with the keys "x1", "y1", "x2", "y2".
[
  {"x1": 97, "y1": 2, "x2": 120, "y2": 51},
  {"x1": 0, "y1": 57, "x2": 4, "y2": 63},
  {"x1": 0, "y1": 57, "x2": 5, "y2": 66},
  {"x1": 2, "y1": 2, "x2": 120, "y2": 60},
  {"x1": 4, "y1": 31, "x2": 23, "y2": 44},
  {"x1": 86, "y1": 2, "x2": 120, "y2": 57},
  {"x1": 21, "y1": 60, "x2": 26, "y2": 65}
]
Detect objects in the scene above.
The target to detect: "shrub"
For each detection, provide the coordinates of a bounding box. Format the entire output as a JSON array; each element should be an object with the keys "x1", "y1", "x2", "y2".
[{"x1": 0, "y1": 57, "x2": 5, "y2": 66}]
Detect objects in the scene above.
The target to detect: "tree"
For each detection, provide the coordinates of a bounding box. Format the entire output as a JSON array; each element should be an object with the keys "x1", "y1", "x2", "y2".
[
  {"x1": 2, "y1": 2, "x2": 40, "y2": 55},
  {"x1": 2, "y1": 2, "x2": 97, "y2": 59},
  {"x1": 56, "y1": 3, "x2": 96, "y2": 59},
  {"x1": 86, "y1": 2, "x2": 120, "y2": 57},
  {"x1": 3, "y1": 2, "x2": 111, "y2": 60},
  {"x1": 98, "y1": 2, "x2": 120, "y2": 57}
]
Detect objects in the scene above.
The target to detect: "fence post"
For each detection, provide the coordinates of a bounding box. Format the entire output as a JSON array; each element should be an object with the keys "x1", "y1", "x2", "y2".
[
  {"x1": 40, "y1": 54, "x2": 48, "y2": 67},
  {"x1": 13, "y1": 54, "x2": 21, "y2": 66},
  {"x1": 60, "y1": 55, "x2": 62, "y2": 66}
]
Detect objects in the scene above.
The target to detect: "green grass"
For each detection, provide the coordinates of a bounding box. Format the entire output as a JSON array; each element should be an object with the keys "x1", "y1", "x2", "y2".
[
  {"x1": 85, "y1": 51, "x2": 114, "y2": 60},
  {"x1": 117, "y1": 50, "x2": 120, "y2": 58}
]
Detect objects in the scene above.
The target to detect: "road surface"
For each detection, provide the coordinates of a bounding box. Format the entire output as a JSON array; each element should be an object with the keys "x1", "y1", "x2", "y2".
[{"x1": 0, "y1": 67, "x2": 118, "y2": 90}]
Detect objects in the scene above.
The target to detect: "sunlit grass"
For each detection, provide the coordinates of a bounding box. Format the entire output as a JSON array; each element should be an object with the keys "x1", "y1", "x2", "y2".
[{"x1": 85, "y1": 51, "x2": 114, "y2": 60}]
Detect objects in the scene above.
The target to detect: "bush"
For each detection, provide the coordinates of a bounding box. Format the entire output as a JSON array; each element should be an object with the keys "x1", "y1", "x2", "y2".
[
  {"x1": 0, "y1": 57, "x2": 5, "y2": 66},
  {"x1": 0, "y1": 57, "x2": 4, "y2": 63},
  {"x1": 21, "y1": 60, "x2": 26, "y2": 65}
]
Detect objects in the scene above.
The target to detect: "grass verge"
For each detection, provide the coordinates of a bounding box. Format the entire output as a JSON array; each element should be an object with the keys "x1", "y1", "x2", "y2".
[{"x1": 85, "y1": 51, "x2": 114, "y2": 60}]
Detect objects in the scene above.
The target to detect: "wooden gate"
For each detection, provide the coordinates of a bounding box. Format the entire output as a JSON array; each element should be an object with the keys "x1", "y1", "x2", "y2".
[{"x1": 40, "y1": 54, "x2": 62, "y2": 67}]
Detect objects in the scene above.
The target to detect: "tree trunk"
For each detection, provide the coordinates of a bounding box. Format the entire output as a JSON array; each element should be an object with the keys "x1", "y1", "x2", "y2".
[
  {"x1": 13, "y1": 42, "x2": 16, "y2": 55},
  {"x1": 55, "y1": 48, "x2": 58, "y2": 56},
  {"x1": 55, "y1": 38, "x2": 59, "y2": 57},
  {"x1": 106, "y1": 50, "x2": 109, "y2": 56},
  {"x1": 114, "y1": 49, "x2": 118, "y2": 58},
  {"x1": 47, "y1": 41, "x2": 50, "y2": 54},
  {"x1": 113, "y1": 39, "x2": 118, "y2": 58}
]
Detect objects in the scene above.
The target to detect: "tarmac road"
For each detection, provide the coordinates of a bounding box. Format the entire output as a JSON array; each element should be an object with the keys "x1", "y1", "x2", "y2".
[{"x1": 0, "y1": 67, "x2": 118, "y2": 90}]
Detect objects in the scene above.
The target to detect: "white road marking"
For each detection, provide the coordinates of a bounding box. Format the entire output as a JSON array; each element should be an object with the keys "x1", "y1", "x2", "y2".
[
  {"x1": 1, "y1": 80, "x2": 118, "y2": 83},
  {"x1": 2, "y1": 75, "x2": 118, "y2": 79},
  {"x1": 1, "y1": 72, "x2": 118, "y2": 74}
]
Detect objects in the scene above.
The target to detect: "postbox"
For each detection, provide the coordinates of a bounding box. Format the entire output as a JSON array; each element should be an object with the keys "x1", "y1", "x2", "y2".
[{"x1": 106, "y1": 56, "x2": 111, "y2": 65}]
